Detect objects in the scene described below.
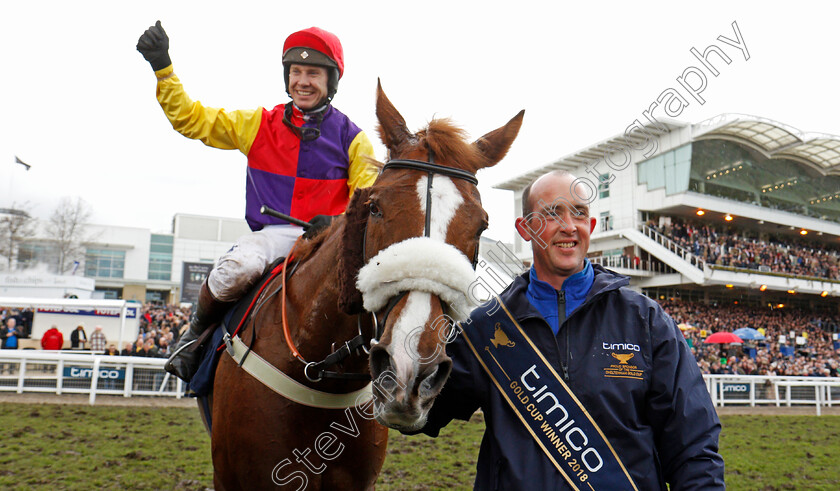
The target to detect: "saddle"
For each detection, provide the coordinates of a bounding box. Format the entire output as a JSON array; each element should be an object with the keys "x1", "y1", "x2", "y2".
[{"x1": 188, "y1": 256, "x2": 290, "y2": 398}]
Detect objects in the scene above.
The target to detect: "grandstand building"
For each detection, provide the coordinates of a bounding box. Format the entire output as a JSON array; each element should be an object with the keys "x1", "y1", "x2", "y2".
[
  {"x1": 495, "y1": 114, "x2": 840, "y2": 318},
  {"x1": 4, "y1": 214, "x2": 249, "y2": 304},
  {"x1": 4, "y1": 212, "x2": 516, "y2": 305}
]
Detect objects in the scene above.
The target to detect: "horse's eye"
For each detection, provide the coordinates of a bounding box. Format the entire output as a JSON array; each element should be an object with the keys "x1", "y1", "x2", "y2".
[{"x1": 370, "y1": 202, "x2": 382, "y2": 218}]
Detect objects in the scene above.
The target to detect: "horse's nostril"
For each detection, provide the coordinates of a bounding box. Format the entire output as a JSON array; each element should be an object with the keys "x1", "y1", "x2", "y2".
[
  {"x1": 369, "y1": 346, "x2": 392, "y2": 380},
  {"x1": 418, "y1": 359, "x2": 452, "y2": 400}
]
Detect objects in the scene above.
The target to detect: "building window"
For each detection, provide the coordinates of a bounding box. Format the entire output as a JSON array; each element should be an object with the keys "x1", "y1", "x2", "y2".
[
  {"x1": 148, "y1": 234, "x2": 173, "y2": 281},
  {"x1": 85, "y1": 249, "x2": 125, "y2": 278},
  {"x1": 145, "y1": 290, "x2": 166, "y2": 304},
  {"x1": 600, "y1": 211, "x2": 612, "y2": 231},
  {"x1": 598, "y1": 173, "x2": 610, "y2": 199},
  {"x1": 16, "y1": 241, "x2": 59, "y2": 272},
  {"x1": 95, "y1": 287, "x2": 122, "y2": 299}
]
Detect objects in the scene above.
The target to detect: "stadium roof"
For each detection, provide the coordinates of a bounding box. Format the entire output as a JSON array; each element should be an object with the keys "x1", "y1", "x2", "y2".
[
  {"x1": 495, "y1": 113, "x2": 840, "y2": 191},
  {"x1": 692, "y1": 114, "x2": 840, "y2": 176},
  {"x1": 494, "y1": 119, "x2": 687, "y2": 191}
]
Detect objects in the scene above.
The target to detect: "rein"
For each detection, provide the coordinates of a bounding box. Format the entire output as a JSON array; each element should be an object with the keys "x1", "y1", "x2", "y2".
[{"x1": 280, "y1": 237, "x2": 372, "y2": 382}]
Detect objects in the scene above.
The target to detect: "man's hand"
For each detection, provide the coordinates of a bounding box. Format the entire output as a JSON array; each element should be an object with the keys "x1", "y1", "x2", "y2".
[
  {"x1": 303, "y1": 215, "x2": 337, "y2": 239},
  {"x1": 136, "y1": 20, "x2": 172, "y2": 71}
]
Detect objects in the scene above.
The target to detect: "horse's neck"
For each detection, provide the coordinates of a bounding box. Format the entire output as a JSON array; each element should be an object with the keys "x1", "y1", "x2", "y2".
[{"x1": 286, "y1": 228, "x2": 359, "y2": 357}]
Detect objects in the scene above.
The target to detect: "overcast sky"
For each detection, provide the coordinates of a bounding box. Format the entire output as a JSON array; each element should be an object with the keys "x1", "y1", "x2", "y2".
[{"x1": 2, "y1": 1, "x2": 839, "y2": 244}]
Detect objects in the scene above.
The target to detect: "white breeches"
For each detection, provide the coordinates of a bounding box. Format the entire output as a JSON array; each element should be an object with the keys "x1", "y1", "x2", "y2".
[{"x1": 207, "y1": 225, "x2": 304, "y2": 302}]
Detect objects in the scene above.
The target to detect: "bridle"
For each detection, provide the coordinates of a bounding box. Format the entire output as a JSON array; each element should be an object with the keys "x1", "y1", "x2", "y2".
[
  {"x1": 364, "y1": 152, "x2": 481, "y2": 267},
  {"x1": 365, "y1": 152, "x2": 480, "y2": 348},
  {"x1": 283, "y1": 152, "x2": 481, "y2": 382}
]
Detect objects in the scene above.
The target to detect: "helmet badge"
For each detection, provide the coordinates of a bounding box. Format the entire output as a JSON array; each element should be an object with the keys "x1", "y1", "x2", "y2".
[{"x1": 300, "y1": 51, "x2": 309, "y2": 59}]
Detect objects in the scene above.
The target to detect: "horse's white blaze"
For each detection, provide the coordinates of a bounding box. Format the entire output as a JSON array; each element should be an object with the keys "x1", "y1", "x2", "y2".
[
  {"x1": 389, "y1": 291, "x2": 432, "y2": 386},
  {"x1": 416, "y1": 176, "x2": 464, "y2": 241}
]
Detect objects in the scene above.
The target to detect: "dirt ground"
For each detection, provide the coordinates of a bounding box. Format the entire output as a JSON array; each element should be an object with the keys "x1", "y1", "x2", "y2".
[
  {"x1": 0, "y1": 392, "x2": 197, "y2": 408},
  {"x1": 716, "y1": 405, "x2": 840, "y2": 416},
  {"x1": 1, "y1": 392, "x2": 838, "y2": 415}
]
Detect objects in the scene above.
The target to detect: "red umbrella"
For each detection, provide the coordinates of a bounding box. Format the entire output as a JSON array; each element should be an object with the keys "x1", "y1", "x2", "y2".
[{"x1": 703, "y1": 332, "x2": 743, "y2": 344}]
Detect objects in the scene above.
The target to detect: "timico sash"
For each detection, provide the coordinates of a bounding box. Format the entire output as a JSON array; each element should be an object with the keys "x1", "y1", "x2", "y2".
[{"x1": 460, "y1": 295, "x2": 638, "y2": 490}]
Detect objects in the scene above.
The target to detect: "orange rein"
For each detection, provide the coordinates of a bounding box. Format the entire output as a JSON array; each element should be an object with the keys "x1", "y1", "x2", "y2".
[{"x1": 282, "y1": 236, "x2": 306, "y2": 362}]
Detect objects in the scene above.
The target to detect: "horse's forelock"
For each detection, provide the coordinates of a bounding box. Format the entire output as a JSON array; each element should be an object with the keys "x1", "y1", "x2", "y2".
[{"x1": 420, "y1": 118, "x2": 483, "y2": 173}]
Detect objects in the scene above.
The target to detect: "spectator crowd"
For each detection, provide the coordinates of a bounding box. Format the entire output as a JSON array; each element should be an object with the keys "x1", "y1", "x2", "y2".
[
  {"x1": 6, "y1": 298, "x2": 840, "y2": 379},
  {"x1": 662, "y1": 299, "x2": 840, "y2": 377},
  {"x1": 649, "y1": 217, "x2": 840, "y2": 280},
  {"x1": 117, "y1": 303, "x2": 191, "y2": 359},
  {"x1": 1, "y1": 303, "x2": 191, "y2": 360}
]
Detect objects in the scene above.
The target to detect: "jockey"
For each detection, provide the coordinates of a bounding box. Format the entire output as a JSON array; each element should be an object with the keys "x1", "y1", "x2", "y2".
[{"x1": 137, "y1": 22, "x2": 378, "y2": 381}]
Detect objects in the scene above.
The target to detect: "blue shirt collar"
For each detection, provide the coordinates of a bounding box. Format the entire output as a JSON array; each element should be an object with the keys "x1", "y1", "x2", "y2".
[
  {"x1": 528, "y1": 259, "x2": 593, "y2": 295},
  {"x1": 527, "y1": 259, "x2": 594, "y2": 329}
]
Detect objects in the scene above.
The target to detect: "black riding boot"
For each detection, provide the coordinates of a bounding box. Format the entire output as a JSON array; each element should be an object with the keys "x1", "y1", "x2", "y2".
[{"x1": 165, "y1": 281, "x2": 232, "y2": 382}]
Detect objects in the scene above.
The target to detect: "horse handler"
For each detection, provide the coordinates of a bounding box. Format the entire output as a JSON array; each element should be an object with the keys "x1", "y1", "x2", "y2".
[
  {"x1": 137, "y1": 21, "x2": 378, "y2": 381},
  {"x1": 407, "y1": 171, "x2": 724, "y2": 489}
]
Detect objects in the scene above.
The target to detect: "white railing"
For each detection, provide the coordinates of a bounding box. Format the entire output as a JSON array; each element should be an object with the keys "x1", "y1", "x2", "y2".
[
  {"x1": 588, "y1": 255, "x2": 675, "y2": 274},
  {"x1": 703, "y1": 374, "x2": 840, "y2": 416},
  {"x1": 0, "y1": 350, "x2": 183, "y2": 405},
  {"x1": 638, "y1": 224, "x2": 707, "y2": 271},
  {"x1": 3, "y1": 351, "x2": 838, "y2": 414}
]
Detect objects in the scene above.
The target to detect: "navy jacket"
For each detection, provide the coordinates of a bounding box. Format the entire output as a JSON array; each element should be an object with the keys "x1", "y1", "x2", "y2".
[{"x1": 417, "y1": 264, "x2": 724, "y2": 490}]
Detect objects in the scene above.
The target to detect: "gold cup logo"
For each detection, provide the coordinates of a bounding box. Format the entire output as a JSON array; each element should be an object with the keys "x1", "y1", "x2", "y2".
[
  {"x1": 491, "y1": 324, "x2": 516, "y2": 348},
  {"x1": 612, "y1": 352, "x2": 635, "y2": 365}
]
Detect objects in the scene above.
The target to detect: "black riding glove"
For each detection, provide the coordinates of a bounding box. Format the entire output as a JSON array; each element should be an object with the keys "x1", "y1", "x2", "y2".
[
  {"x1": 136, "y1": 20, "x2": 172, "y2": 71},
  {"x1": 303, "y1": 215, "x2": 337, "y2": 239}
]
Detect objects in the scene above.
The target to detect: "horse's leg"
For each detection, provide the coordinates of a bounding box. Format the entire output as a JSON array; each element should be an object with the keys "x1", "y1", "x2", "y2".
[
  {"x1": 212, "y1": 355, "x2": 312, "y2": 490},
  {"x1": 211, "y1": 355, "x2": 247, "y2": 490},
  {"x1": 213, "y1": 353, "x2": 389, "y2": 490},
  {"x1": 320, "y1": 417, "x2": 389, "y2": 489},
  {"x1": 213, "y1": 473, "x2": 227, "y2": 491}
]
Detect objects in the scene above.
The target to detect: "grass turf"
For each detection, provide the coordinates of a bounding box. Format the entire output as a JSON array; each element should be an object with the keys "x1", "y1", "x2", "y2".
[{"x1": 0, "y1": 403, "x2": 838, "y2": 490}]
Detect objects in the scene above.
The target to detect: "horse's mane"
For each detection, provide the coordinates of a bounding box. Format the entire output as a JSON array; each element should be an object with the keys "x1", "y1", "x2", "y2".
[{"x1": 293, "y1": 221, "x2": 336, "y2": 263}]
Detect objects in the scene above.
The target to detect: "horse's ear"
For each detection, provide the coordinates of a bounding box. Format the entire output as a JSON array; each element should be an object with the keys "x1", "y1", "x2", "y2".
[
  {"x1": 376, "y1": 79, "x2": 412, "y2": 153},
  {"x1": 338, "y1": 186, "x2": 373, "y2": 315},
  {"x1": 472, "y1": 110, "x2": 525, "y2": 170}
]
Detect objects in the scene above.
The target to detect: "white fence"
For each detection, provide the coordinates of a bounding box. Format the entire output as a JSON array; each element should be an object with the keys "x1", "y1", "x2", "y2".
[
  {"x1": 704, "y1": 374, "x2": 840, "y2": 416},
  {"x1": 2, "y1": 351, "x2": 839, "y2": 414},
  {"x1": 0, "y1": 349, "x2": 183, "y2": 405},
  {"x1": 638, "y1": 223, "x2": 707, "y2": 271},
  {"x1": 588, "y1": 254, "x2": 675, "y2": 274}
]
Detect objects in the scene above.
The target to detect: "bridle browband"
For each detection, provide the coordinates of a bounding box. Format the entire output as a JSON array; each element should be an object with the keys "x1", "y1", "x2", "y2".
[{"x1": 381, "y1": 155, "x2": 479, "y2": 238}]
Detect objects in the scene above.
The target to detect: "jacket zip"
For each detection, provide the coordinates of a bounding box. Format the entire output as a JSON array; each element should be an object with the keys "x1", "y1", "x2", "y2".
[
  {"x1": 556, "y1": 290, "x2": 570, "y2": 380},
  {"x1": 516, "y1": 279, "x2": 623, "y2": 382}
]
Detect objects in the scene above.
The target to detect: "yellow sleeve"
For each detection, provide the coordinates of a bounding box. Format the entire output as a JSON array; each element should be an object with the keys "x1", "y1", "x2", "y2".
[
  {"x1": 347, "y1": 130, "x2": 379, "y2": 197},
  {"x1": 154, "y1": 65, "x2": 262, "y2": 155}
]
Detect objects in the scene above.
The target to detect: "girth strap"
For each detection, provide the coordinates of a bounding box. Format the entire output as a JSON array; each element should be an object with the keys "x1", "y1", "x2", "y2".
[{"x1": 223, "y1": 332, "x2": 372, "y2": 409}]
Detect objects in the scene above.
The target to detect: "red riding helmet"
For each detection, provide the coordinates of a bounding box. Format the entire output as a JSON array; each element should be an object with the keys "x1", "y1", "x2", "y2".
[{"x1": 282, "y1": 27, "x2": 344, "y2": 104}]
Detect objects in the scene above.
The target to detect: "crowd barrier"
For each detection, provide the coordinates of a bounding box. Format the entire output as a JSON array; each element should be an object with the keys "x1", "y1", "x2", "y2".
[
  {"x1": 2, "y1": 351, "x2": 839, "y2": 414},
  {"x1": 0, "y1": 349, "x2": 183, "y2": 405},
  {"x1": 704, "y1": 374, "x2": 840, "y2": 416}
]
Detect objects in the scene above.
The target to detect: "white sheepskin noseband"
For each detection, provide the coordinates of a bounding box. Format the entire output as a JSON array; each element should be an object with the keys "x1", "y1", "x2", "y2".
[{"x1": 356, "y1": 237, "x2": 476, "y2": 321}]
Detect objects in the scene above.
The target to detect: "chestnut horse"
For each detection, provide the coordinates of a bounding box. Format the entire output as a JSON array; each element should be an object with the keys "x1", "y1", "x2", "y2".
[{"x1": 209, "y1": 82, "x2": 523, "y2": 490}]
